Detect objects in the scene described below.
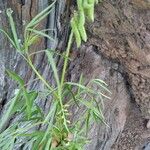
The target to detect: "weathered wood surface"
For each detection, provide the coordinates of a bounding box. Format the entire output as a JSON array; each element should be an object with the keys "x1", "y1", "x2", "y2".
[{"x1": 0, "y1": 0, "x2": 150, "y2": 149}]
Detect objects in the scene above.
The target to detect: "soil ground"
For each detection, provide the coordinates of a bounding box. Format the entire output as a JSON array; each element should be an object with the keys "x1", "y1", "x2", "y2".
[{"x1": 112, "y1": 103, "x2": 150, "y2": 150}]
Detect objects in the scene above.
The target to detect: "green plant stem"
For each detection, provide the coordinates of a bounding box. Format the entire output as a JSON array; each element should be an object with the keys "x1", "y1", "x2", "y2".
[
  {"x1": 27, "y1": 55, "x2": 53, "y2": 92},
  {"x1": 58, "y1": 31, "x2": 73, "y2": 132},
  {"x1": 61, "y1": 31, "x2": 73, "y2": 87}
]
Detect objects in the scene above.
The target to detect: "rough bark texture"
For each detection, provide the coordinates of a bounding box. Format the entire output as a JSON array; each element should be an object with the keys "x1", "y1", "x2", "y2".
[{"x1": 0, "y1": 0, "x2": 150, "y2": 150}]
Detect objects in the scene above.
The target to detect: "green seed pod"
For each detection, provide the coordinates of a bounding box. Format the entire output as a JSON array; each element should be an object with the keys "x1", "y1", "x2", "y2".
[
  {"x1": 84, "y1": 6, "x2": 94, "y2": 22},
  {"x1": 71, "y1": 16, "x2": 81, "y2": 48},
  {"x1": 88, "y1": 0, "x2": 94, "y2": 4},
  {"x1": 77, "y1": 0, "x2": 83, "y2": 10},
  {"x1": 83, "y1": 0, "x2": 92, "y2": 9},
  {"x1": 78, "y1": 9, "x2": 87, "y2": 42},
  {"x1": 79, "y1": 8, "x2": 85, "y2": 25},
  {"x1": 83, "y1": 0, "x2": 95, "y2": 22},
  {"x1": 78, "y1": 25, "x2": 87, "y2": 42},
  {"x1": 86, "y1": 2, "x2": 95, "y2": 22}
]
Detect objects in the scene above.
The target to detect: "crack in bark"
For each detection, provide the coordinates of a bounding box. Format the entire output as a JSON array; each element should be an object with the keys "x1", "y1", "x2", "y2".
[{"x1": 29, "y1": 0, "x2": 33, "y2": 21}]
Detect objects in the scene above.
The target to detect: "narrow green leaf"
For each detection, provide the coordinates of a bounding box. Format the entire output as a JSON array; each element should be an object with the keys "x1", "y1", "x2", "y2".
[
  {"x1": 6, "y1": 70, "x2": 24, "y2": 87},
  {"x1": 6, "y1": 70, "x2": 35, "y2": 119},
  {"x1": 77, "y1": 98, "x2": 102, "y2": 120},
  {"x1": 0, "y1": 90, "x2": 21, "y2": 132},
  {"x1": 6, "y1": 8, "x2": 21, "y2": 51},
  {"x1": 0, "y1": 29, "x2": 16, "y2": 49},
  {"x1": 45, "y1": 138, "x2": 52, "y2": 150},
  {"x1": 28, "y1": 91, "x2": 38, "y2": 110},
  {"x1": 91, "y1": 79, "x2": 111, "y2": 94},
  {"x1": 85, "y1": 110, "x2": 91, "y2": 136},
  {"x1": 27, "y1": 28, "x2": 55, "y2": 42},
  {"x1": 26, "y1": 35, "x2": 39, "y2": 47},
  {"x1": 23, "y1": 91, "x2": 38, "y2": 120},
  {"x1": 41, "y1": 101, "x2": 57, "y2": 144},
  {"x1": 23, "y1": 90, "x2": 32, "y2": 119},
  {"x1": 26, "y1": 1, "x2": 56, "y2": 28},
  {"x1": 66, "y1": 82, "x2": 95, "y2": 94},
  {"x1": 92, "y1": 78, "x2": 108, "y2": 86},
  {"x1": 35, "y1": 104, "x2": 44, "y2": 119},
  {"x1": 66, "y1": 85, "x2": 80, "y2": 108},
  {"x1": 18, "y1": 131, "x2": 44, "y2": 137},
  {"x1": 46, "y1": 50, "x2": 60, "y2": 90}
]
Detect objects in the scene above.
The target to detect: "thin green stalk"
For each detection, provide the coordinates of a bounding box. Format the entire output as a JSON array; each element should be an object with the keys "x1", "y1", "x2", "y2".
[
  {"x1": 58, "y1": 31, "x2": 73, "y2": 132},
  {"x1": 13, "y1": 121, "x2": 44, "y2": 136},
  {"x1": 60, "y1": 31, "x2": 73, "y2": 87},
  {"x1": 59, "y1": 99, "x2": 69, "y2": 132},
  {"x1": 20, "y1": 53, "x2": 59, "y2": 100},
  {"x1": 27, "y1": 56, "x2": 53, "y2": 92}
]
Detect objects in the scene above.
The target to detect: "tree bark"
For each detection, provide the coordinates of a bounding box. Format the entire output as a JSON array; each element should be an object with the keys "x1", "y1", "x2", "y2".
[{"x1": 0, "y1": 0, "x2": 150, "y2": 150}]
